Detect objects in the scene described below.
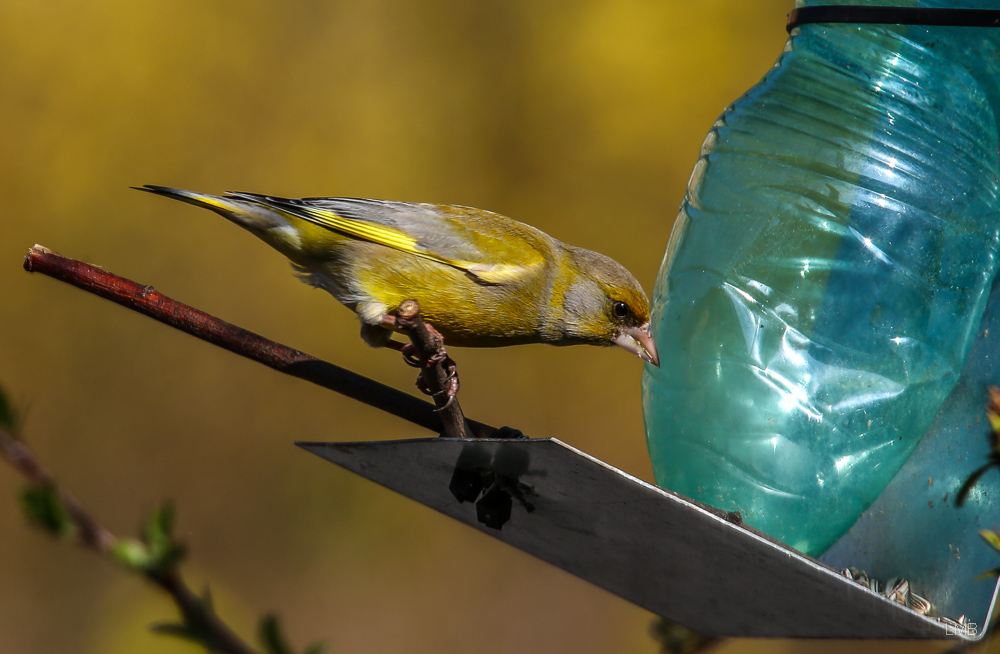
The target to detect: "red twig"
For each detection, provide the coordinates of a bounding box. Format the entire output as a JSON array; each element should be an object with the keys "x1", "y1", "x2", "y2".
[{"x1": 23, "y1": 245, "x2": 496, "y2": 438}]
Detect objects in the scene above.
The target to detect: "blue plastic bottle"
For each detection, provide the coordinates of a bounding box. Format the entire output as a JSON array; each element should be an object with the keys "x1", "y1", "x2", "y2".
[{"x1": 642, "y1": 0, "x2": 1000, "y2": 556}]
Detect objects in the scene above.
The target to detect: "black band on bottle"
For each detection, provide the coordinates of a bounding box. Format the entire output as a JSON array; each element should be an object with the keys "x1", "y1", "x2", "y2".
[{"x1": 786, "y1": 6, "x2": 1000, "y2": 33}]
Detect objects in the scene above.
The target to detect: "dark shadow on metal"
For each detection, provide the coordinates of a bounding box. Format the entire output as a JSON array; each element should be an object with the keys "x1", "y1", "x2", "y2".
[{"x1": 298, "y1": 437, "x2": 988, "y2": 639}]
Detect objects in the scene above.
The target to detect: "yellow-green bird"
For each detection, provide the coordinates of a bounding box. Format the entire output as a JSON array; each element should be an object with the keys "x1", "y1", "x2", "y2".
[{"x1": 135, "y1": 185, "x2": 659, "y2": 366}]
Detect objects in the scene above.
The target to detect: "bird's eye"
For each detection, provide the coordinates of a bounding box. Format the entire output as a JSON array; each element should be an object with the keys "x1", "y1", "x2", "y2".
[{"x1": 613, "y1": 301, "x2": 630, "y2": 318}]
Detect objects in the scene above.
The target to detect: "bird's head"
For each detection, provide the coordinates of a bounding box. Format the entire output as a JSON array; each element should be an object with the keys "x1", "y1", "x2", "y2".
[{"x1": 556, "y1": 246, "x2": 659, "y2": 366}]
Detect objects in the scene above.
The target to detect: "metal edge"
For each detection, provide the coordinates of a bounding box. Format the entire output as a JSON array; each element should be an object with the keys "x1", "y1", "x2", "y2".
[{"x1": 296, "y1": 437, "x2": 974, "y2": 639}]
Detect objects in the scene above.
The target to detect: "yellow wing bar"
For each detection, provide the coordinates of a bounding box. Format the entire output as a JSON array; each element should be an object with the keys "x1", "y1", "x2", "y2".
[
  {"x1": 295, "y1": 205, "x2": 538, "y2": 285},
  {"x1": 300, "y1": 206, "x2": 419, "y2": 252}
]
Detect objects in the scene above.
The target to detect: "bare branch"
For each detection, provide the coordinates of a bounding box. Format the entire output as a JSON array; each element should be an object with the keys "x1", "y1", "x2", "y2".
[{"x1": 23, "y1": 245, "x2": 496, "y2": 438}]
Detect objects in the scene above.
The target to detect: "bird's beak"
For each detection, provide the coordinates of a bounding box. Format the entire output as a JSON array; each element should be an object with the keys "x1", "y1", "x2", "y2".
[{"x1": 614, "y1": 323, "x2": 659, "y2": 367}]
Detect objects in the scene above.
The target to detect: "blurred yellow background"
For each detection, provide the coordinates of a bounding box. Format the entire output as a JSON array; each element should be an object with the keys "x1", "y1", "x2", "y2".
[{"x1": 0, "y1": 1, "x2": 954, "y2": 653}]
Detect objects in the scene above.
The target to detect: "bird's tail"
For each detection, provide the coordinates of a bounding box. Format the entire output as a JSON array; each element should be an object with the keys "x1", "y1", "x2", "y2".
[{"x1": 133, "y1": 185, "x2": 287, "y2": 231}]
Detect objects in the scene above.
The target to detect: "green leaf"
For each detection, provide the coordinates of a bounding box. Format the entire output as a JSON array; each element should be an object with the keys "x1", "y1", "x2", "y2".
[
  {"x1": 988, "y1": 410, "x2": 1000, "y2": 436},
  {"x1": 259, "y1": 614, "x2": 293, "y2": 654},
  {"x1": 111, "y1": 538, "x2": 150, "y2": 570},
  {"x1": 0, "y1": 384, "x2": 17, "y2": 432},
  {"x1": 144, "y1": 503, "x2": 175, "y2": 550},
  {"x1": 141, "y1": 503, "x2": 186, "y2": 573},
  {"x1": 981, "y1": 529, "x2": 1000, "y2": 552},
  {"x1": 259, "y1": 613, "x2": 324, "y2": 654},
  {"x1": 19, "y1": 482, "x2": 73, "y2": 538},
  {"x1": 149, "y1": 588, "x2": 222, "y2": 650}
]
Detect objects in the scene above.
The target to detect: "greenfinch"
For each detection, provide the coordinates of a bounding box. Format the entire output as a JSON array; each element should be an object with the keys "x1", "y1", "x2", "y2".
[{"x1": 135, "y1": 185, "x2": 658, "y2": 366}]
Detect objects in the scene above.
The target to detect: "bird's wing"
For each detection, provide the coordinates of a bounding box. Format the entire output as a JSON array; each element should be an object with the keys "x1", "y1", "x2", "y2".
[{"x1": 225, "y1": 193, "x2": 549, "y2": 285}]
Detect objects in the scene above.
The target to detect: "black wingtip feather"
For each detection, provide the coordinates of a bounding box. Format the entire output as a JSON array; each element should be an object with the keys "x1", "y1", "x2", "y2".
[{"x1": 132, "y1": 184, "x2": 186, "y2": 197}]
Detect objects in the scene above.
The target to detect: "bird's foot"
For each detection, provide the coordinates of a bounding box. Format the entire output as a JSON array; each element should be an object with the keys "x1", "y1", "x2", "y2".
[
  {"x1": 383, "y1": 314, "x2": 460, "y2": 408},
  {"x1": 384, "y1": 303, "x2": 466, "y2": 420},
  {"x1": 408, "y1": 339, "x2": 458, "y2": 409},
  {"x1": 415, "y1": 356, "x2": 459, "y2": 410},
  {"x1": 381, "y1": 315, "x2": 446, "y2": 365},
  {"x1": 400, "y1": 340, "x2": 450, "y2": 369}
]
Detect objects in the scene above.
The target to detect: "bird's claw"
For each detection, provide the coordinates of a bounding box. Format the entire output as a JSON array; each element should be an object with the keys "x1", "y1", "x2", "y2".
[
  {"x1": 415, "y1": 354, "x2": 460, "y2": 410},
  {"x1": 389, "y1": 311, "x2": 461, "y2": 411},
  {"x1": 401, "y1": 341, "x2": 451, "y2": 368},
  {"x1": 400, "y1": 342, "x2": 423, "y2": 367}
]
